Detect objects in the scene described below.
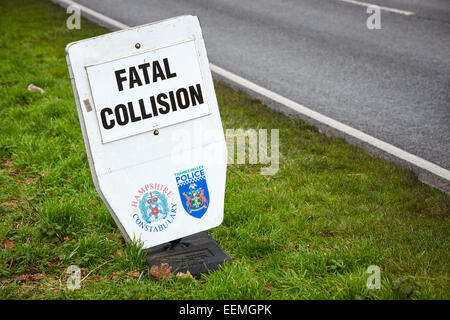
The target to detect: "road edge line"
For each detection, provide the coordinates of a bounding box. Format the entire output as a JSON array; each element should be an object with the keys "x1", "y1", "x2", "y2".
[
  {"x1": 210, "y1": 64, "x2": 449, "y2": 180},
  {"x1": 338, "y1": 0, "x2": 415, "y2": 16}
]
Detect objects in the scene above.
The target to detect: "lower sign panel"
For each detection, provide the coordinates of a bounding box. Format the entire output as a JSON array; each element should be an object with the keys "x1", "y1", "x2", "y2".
[{"x1": 96, "y1": 143, "x2": 227, "y2": 248}]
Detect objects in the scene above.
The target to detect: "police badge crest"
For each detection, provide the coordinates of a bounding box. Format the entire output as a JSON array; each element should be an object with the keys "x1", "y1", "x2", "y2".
[
  {"x1": 175, "y1": 165, "x2": 210, "y2": 219},
  {"x1": 131, "y1": 183, "x2": 177, "y2": 233}
]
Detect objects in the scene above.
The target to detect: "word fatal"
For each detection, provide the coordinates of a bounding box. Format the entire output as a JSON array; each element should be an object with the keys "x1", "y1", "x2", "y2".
[
  {"x1": 114, "y1": 58, "x2": 176, "y2": 91},
  {"x1": 100, "y1": 58, "x2": 205, "y2": 130}
]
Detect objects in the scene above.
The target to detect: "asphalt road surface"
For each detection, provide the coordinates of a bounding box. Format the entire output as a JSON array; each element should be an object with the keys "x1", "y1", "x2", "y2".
[{"x1": 67, "y1": 0, "x2": 450, "y2": 170}]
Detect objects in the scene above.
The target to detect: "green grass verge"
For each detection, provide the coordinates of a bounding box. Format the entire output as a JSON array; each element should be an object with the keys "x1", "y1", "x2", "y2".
[{"x1": 0, "y1": 0, "x2": 449, "y2": 299}]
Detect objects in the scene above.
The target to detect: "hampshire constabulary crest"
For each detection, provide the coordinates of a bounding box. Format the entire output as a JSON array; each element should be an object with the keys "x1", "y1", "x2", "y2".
[
  {"x1": 139, "y1": 191, "x2": 169, "y2": 224},
  {"x1": 174, "y1": 165, "x2": 210, "y2": 219},
  {"x1": 131, "y1": 183, "x2": 177, "y2": 232}
]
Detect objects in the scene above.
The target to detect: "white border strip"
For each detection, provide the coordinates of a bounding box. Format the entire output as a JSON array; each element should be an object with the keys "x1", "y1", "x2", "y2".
[
  {"x1": 338, "y1": 0, "x2": 415, "y2": 16},
  {"x1": 52, "y1": 0, "x2": 449, "y2": 182}
]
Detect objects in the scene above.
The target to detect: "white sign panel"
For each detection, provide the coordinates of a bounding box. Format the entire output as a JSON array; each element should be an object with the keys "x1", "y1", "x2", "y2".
[
  {"x1": 86, "y1": 39, "x2": 210, "y2": 143},
  {"x1": 66, "y1": 16, "x2": 227, "y2": 249}
]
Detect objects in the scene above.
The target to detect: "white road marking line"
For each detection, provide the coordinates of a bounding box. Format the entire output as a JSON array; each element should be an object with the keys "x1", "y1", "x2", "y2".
[
  {"x1": 210, "y1": 65, "x2": 450, "y2": 181},
  {"x1": 52, "y1": 0, "x2": 449, "y2": 183},
  {"x1": 338, "y1": 0, "x2": 415, "y2": 16},
  {"x1": 53, "y1": 0, "x2": 128, "y2": 29}
]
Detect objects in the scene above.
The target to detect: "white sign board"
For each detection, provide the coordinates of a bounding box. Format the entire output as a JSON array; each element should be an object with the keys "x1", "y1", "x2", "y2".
[
  {"x1": 86, "y1": 39, "x2": 211, "y2": 143},
  {"x1": 66, "y1": 16, "x2": 227, "y2": 249}
]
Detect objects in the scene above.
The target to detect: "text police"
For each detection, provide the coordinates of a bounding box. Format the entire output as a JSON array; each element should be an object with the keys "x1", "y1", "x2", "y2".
[{"x1": 99, "y1": 57, "x2": 204, "y2": 130}]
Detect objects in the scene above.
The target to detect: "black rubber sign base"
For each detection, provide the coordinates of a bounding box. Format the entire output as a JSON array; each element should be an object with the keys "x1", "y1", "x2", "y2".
[{"x1": 145, "y1": 232, "x2": 231, "y2": 278}]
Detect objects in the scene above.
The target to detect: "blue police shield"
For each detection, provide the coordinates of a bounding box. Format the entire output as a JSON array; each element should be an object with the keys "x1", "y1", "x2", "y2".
[{"x1": 175, "y1": 167, "x2": 210, "y2": 219}]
